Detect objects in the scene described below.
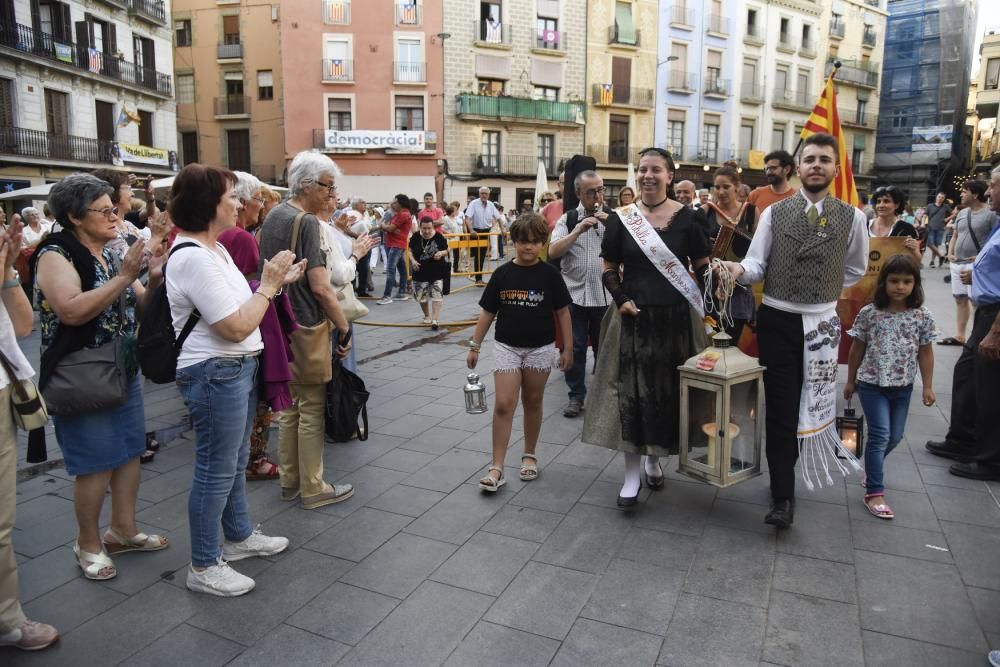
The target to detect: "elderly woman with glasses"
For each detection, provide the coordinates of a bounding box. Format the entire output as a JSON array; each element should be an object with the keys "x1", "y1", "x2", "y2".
[
  {"x1": 19, "y1": 208, "x2": 50, "y2": 249},
  {"x1": 34, "y1": 174, "x2": 171, "y2": 581}
]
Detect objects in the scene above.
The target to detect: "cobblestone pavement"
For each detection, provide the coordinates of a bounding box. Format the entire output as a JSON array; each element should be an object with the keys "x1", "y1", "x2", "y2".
[{"x1": 7, "y1": 262, "x2": 998, "y2": 666}]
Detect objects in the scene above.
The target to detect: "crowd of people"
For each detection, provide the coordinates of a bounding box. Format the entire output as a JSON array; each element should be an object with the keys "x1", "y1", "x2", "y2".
[{"x1": 2, "y1": 137, "x2": 999, "y2": 654}]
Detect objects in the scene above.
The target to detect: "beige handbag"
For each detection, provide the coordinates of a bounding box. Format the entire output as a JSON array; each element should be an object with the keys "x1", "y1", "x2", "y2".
[
  {"x1": 0, "y1": 349, "x2": 48, "y2": 431},
  {"x1": 287, "y1": 212, "x2": 334, "y2": 385},
  {"x1": 337, "y1": 282, "x2": 369, "y2": 322}
]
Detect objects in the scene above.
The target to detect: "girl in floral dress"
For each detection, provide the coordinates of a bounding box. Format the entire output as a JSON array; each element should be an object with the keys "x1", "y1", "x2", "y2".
[{"x1": 844, "y1": 255, "x2": 937, "y2": 519}]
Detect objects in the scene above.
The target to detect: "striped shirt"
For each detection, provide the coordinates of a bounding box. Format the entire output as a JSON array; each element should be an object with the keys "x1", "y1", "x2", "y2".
[{"x1": 551, "y1": 204, "x2": 612, "y2": 308}]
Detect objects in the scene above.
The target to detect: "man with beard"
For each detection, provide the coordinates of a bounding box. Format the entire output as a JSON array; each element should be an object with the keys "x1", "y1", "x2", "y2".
[
  {"x1": 748, "y1": 150, "x2": 797, "y2": 223},
  {"x1": 717, "y1": 134, "x2": 868, "y2": 528},
  {"x1": 928, "y1": 166, "x2": 1000, "y2": 482}
]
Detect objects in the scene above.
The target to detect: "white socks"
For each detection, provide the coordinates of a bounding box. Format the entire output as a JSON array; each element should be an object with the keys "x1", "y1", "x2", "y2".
[
  {"x1": 621, "y1": 453, "x2": 642, "y2": 498},
  {"x1": 645, "y1": 455, "x2": 663, "y2": 480}
]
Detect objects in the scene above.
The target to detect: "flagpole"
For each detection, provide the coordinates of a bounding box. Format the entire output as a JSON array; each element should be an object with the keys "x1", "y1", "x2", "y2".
[{"x1": 791, "y1": 61, "x2": 842, "y2": 160}]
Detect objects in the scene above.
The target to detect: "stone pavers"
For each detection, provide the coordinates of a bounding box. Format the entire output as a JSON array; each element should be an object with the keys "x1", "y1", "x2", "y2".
[{"x1": 7, "y1": 265, "x2": 998, "y2": 665}]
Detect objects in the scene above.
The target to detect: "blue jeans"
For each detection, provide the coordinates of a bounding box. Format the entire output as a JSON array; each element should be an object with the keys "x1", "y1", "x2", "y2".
[
  {"x1": 382, "y1": 247, "x2": 407, "y2": 297},
  {"x1": 857, "y1": 381, "x2": 913, "y2": 495},
  {"x1": 176, "y1": 355, "x2": 258, "y2": 568},
  {"x1": 565, "y1": 304, "x2": 605, "y2": 401},
  {"x1": 336, "y1": 325, "x2": 357, "y2": 373}
]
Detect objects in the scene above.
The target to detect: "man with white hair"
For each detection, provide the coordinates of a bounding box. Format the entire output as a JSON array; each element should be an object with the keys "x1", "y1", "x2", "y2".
[
  {"x1": 257, "y1": 152, "x2": 355, "y2": 509},
  {"x1": 464, "y1": 186, "x2": 500, "y2": 286},
  {"x1": 345, "y1": 197, "x2": 374, "y2": 296},
  {"x1": 674, "y1": 181, "x2": 697, "y2": 208},
  {"x1": 928, "y1": 166, "x2": 1000, "y2": 482}
]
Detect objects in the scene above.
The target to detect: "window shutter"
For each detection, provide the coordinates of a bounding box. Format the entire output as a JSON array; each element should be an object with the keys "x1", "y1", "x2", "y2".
[
  {"x1": 530, "y1": 59, "x2": 562, "y2": 88},
  {"x1": 537, "y1": 0, "x2": 560, "y2": 18},
  {"x1": 668, "y1": 109, "x2": 685, "y2": 122},
  {"x1": 108, "y1": 24, "x2": 117, "y2": 56},
  {"x1": 257, "y1": 70, "x2": 273, "y2": 87},
  {"x1": 476, "y1": 54, "x2": 512, "y2": 79}
]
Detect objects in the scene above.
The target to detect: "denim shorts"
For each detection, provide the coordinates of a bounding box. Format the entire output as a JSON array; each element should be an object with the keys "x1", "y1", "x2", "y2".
[
  {"x1": 926, "y1": 228, "x2": 945, "y2": 246},
  {"x1": 53, "y1": 374, "x2": 145, "y2": 476}
]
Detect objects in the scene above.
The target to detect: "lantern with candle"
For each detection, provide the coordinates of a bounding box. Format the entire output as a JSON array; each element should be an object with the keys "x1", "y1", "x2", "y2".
[
  {"x1": 678, "y1": 332, "x2": 764, "y2": 487},
  {"x1": 464, "y1": 372, "x2": 488, "y2": 414},
  {"x1": 835, "y1": 401, "x2": 864, "y2": 458}
]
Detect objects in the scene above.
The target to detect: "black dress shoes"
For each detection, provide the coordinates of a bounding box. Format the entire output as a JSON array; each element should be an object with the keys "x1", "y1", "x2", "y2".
[
  {"x1": 925, "y1": 440, "x2": 975, "y2": 463},
  {"x1": 764, "y1": 499, "x2": 794, "y2": 529},
  {"x1": 949, "y1": 462, "x2": 1000, "y2": 481},
  {"x1": 617, "y1": 480, "x2": 642, "y2": 508},
  {"x1": 644, "y1": 471, "x2": 665, "y2": 490}
]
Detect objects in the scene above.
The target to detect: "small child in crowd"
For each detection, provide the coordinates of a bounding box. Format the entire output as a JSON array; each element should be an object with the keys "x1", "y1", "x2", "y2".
[
  {"x1": 409, "y1": 217, "x2": 449, "y2": 330},
  {"x1": 467, "y1": 213, "x2": 572, "y2": 492},
  {"x1": 844, "y1": 254, "x2": 936, "y2": 520}
]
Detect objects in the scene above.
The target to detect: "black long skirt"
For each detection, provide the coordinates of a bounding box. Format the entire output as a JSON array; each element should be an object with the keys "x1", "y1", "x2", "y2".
[{"x1": 618, "y1": 302, "x2": 695, "y2": 453}]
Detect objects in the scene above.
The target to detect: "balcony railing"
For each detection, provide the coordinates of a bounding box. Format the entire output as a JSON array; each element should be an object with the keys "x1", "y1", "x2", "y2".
[
  {"x1": 475, "y1": 21, "x2": 513, "y2": 45},
  {"x1": 128, "y1": 0, "x2": 167, "y2": 26},
  {"x1": 217, "y1": 42, "x2": 242, "y2": 59},
  {"x1": 471, "y1": 153, "x2": 561, "y2": 176},
  {"x1": 323, "y1": 0, "x2": 351, "y2": 25},
  {"x1": 586, "y1": 144, "x2": 642, "y2": 166},
  {"x1": 394, "y1": 3, "x2": 421, "y2": 26},
  {"x1": 322, "y1": 59, "x2": 354, "y2": 82},
  {"x1": 0, "y1": 23, "x2": 172, "y2": 97},
  {"x1": 535, "y1": 30, "x2": 566, "y2": 51},
  {"x1": 772, "y1": 88, "x2": 812, "y2": 110},
  {"x1": 704, "y1": 75, "x2": 731, "y2": 97},
  {"x1": 590, "y1": 84, "x2": 653, "y2": 108},
  {"x1": 745, "y1": 23, "x2": 763, "y2": 44},
  {"x1": 670, "y1": 6, "x2": 695, "y2": 26},
  {"x1": 653, "y1": 144, "x2": 733, "y2": 163},
  {"x1": 831, "y1": 59, "x2": 879, "y2": 88},
  {"x1": 840, "y1": 108, "x2": 877, "y2": 129},
  {"x1": 741, "y1": 82, "x2": 764, "y2": 102},
  {"x1": 667, "y1": 70, "x2": 697, "y2": 92},
  {"x1": 706, "y1": 14, "x2": 729, "y2": 35},
  {"x1": 863, "y1": 27, "x2": 877, "y2": 47},
  {"x1": 455, "y1": 93, "x2": 585, "y2": 125},
  {"x1": 830, "y1": 19, "x2": 846, "y2": 38},
  {"x1": 0, "y1": 126, "x2": 114, "y2": 164},
  {"x1": 608, "y1": 25, "x2": 640, "y2": 47},
  {"x1": 394, "y1": 61, "x2": 425, "y2": 83},
  {"x1": 214, "y1": 96, "x2": 250, "y2": 117}
]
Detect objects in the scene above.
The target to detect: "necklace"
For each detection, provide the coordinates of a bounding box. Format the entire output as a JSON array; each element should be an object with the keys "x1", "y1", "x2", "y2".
[{"x1": 640, "y1": 195, "x2": 670, "y2": 210}]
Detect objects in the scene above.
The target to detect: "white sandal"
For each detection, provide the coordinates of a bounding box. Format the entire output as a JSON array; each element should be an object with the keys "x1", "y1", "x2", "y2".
[
  {"x1": 479, "y1": 465, "x2": 506, "y2": 493},
  {"x1": 520, "y1": 454, "x2": 539, "y2": 481},
  {"x1": 73, "y1": 543, "x2": 117, "y2": 580},
  {"x1": 103, "y1": 528, "x2": 170, "y2": 554}
]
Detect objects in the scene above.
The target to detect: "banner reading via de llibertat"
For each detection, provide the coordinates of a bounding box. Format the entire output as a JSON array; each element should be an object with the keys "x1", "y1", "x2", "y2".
[
  {"x1": 323, "y1": 130, "x2": 425, "y2": 151},
  {"x1": 835, "y1": 237, "x2": 908, "y2": 363}
]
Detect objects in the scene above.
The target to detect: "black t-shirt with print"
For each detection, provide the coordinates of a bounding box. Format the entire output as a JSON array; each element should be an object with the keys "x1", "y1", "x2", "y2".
[
  {"x1": 479, "y1": 260, "x2": 572, "y2": 348},
  {"x1": 409, "y1": 232, "x2": 449, "y2": 282}
]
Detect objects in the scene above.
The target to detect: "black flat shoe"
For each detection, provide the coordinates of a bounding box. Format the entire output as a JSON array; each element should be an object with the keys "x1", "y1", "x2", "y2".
[
  {"x1": 617, "y1": 480, "x2": 642, "y2": 508},
  {"x1": 764, "y1": 499, "x2": 794, "y2": 529},
  {"x1": 926, "y1": 441, "x2": 975, "y2": 463},
  {"x1": 949, "y1": 462, "x2": 1000, "y2": 481},
  {"x1": 644, "y1": 470, "x2": 664, "y2": 490}
]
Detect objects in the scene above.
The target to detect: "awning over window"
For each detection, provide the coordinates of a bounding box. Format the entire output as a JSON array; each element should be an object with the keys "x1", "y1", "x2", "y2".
[
  {"x1": 476, "y1": 54, "x2": 512, "y2": 79},
  {"x1": 531, "y1": 59, "x2": 562, "y2": 88}
]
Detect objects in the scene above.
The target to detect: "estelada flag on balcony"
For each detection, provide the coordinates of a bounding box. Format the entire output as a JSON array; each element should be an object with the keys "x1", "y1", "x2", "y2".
[
  {"x1": 798, "y1": 72, "x2": 859, "y2": 207},
  {"x1": 599, "y1": 84, "x2": 613, "y2": 105},
  {"x1": 87, "y1": 48, "x2": 102, "y2": 74},
  {"x1": 329, "y1": 60, "x2": 345, "y2": 78},
  {"x1": 117, "y1": 107, "x2": 141, "y2": 128},
  {"x1": 327, "y1": 1, "x2": 345, "y2": 22},
  {"x1": 400, "y1": 2, "x2": 417, "y2": 23}
]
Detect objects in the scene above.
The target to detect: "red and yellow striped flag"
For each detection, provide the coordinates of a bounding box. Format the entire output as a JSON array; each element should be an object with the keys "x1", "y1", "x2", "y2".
[
  {"x1": 599, "y1": 84, "x2": 613, "y2": 105},
  {"x1": 799, "y1": 72, "x2": 859, "y2": 207}
]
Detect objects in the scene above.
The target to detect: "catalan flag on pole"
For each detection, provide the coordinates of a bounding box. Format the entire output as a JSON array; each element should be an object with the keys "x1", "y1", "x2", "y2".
[
  {"x1": 799, "y1": 69, "x2": 859, "y2": 207},
  {"x1": 401, "y1": 2, "x2": 417, "y2": 24},
  {"x1": 599, "y1": 83, "x2": 613, "y2": 105}
]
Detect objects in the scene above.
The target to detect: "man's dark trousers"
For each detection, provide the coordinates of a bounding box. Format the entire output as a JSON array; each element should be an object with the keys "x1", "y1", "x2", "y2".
[
  {"x1": 566, "y1": 304, "x2": 606, "y2": 401},
  {"x1": 945, "y1": 303, "x2": 1000, "y2": 465},
  {"x1": 757, "y1": 305, "x2": 805, "y2": 501}
]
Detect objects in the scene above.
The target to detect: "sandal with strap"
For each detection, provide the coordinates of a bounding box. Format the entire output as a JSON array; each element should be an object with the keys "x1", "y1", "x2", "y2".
[
  {"x1": 73, "y1": 543, "x2": 117, "y2": 580},
  {"x1": 246, "y1": 457, "x2": 280, "y2": 481},
  {"x1": 479, "y1": 466, "x2": 506, "y2": 493},
  {"x1": 520, "y1": 454, "x2": 539, "y2": 481},
  {"x1": 864, "y1": 493, "x2": 894, "y2": 520},
  {"x1": 102, "y1": 528, "x2": 170, "y2": 554}
]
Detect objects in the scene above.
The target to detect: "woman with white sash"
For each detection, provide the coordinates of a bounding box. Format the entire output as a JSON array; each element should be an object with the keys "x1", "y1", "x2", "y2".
[{"x1": 587, "y1": 147, "x2": 711, "y2": 507}]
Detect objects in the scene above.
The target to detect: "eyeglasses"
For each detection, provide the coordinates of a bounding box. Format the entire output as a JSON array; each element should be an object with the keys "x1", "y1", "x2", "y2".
[
  {"x1": 582, "y1": 187, "x2": 605, "y2": 197},
  {"x1": 253, "y1": 197, "x2": 266, "y2": 204},
  {"x1": 540, "y1": 198, "x2": 554, "y2": 204},
  {"x1": 87, "y1": 206, "x2": 119, "y2": 219},
  {"x1": 313, "y1": 180, "x2": 337, "y2": 194}
]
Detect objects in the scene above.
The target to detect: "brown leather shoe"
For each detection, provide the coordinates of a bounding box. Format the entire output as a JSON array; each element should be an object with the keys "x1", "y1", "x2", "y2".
[{"x1": 0, "y1": 619, "x2": 59, "y2": 651}]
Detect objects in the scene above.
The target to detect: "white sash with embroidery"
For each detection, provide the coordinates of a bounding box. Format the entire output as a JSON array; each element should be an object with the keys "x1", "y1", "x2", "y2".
[
  {"x1": 617, "y1": 204, "x2": 704, "y2": 319},
  {"x1": 796, "y1": 310, "x2": 862, "y2": 490}
]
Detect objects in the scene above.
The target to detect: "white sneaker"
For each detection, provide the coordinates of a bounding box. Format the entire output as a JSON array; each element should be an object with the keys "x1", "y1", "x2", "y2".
[
  {"x1": 186, "y1": 558, "x2": 255, "y2": 597},
  {"x1": 222, "y1": 525, "x2": 289, "y2": 562},
  {"x1": 376, "y1": 297, "x2": 393, "y2": 305}
]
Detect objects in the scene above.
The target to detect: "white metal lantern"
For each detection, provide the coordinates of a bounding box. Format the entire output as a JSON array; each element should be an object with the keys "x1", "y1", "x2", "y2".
[
  {"x1": 463, "y1": 372, "x2": 488, "y2": 414},
  {"x1": 678, "y1": 332, "x2": 765, "y2": 487}
]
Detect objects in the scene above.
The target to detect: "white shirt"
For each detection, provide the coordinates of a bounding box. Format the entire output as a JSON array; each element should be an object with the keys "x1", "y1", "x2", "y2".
[
  {"x1": 441, "y1": 215, "x2": 462, "y2": 234},
  {"x1": 0, "y1": 299, "x2": 34, "y2": 390},
  {"x1": 22, "y1": 222, "x2": 51, "y2": 247},
  {"x1": 322, "y1": 223, "x2": 356, "y2": 287},
  {"x1": 738, "y1": 190, "x2": 868, "y2": 314},
  {"x1": 167, "y1": 235, "x2": 263, "y2": 367}
]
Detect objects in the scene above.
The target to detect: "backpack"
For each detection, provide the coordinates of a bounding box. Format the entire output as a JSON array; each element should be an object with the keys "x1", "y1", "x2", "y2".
[
  {"x1": 325, "y1": 359, "x2": 370, "y2": 442},
  {"x1": 137, "y1": 243, "x2": 201, "y2": 384}
]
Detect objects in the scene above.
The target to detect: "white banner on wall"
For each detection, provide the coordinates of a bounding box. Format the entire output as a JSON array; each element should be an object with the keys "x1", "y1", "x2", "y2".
[
  {"x1": 911, "y1": 125, "x2": 953, "y2": 152},
  {"x1": 323, "y1": 130, "x2": 425, "y2": 151}
]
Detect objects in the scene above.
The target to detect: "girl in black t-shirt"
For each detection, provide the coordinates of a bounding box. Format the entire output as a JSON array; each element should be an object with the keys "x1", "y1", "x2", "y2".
[{"x1": 467, "y1": 214, "x2": 572, "y2": 493}]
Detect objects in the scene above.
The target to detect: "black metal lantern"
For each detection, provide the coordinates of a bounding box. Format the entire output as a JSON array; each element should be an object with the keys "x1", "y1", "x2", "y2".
[{"x1": 836, "y1": 401, "x2": 865, "y2": 458}]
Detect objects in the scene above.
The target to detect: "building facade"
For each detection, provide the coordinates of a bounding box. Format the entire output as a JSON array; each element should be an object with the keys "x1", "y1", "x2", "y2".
[
  {"x1": 974, "y1": 27, "x2": 1000, "y2": 173},
  {"x1": 171, "y1": 0, "x2": 284, "y2": 183},
  {"x1": 278, "y1": 0, "x2": 443, "y2": 203},
  {"x1": 441, "y1": 0, "x2": 586, "y2": 210},
  {"x1": 0, "y1": 0, "x2": 176, "y2": 208},
  {"x1": 585, "y1": 0, "x2": 658, "y2": 200},
  {"x1": 874, "y1": 0, "x2": 979, "y2": 204}
]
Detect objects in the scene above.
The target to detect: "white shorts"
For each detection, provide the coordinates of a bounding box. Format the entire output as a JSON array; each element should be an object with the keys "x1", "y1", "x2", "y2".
[
  {"x1": 494, "y1": 342, "x2": 557, "y2": 373},
  {"x1": 950, "y1": 261, "x2": 971, "y2": 298}
]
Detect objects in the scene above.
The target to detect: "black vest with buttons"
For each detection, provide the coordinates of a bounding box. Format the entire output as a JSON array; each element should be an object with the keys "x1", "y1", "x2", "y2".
[{"x1": 763, "y1": 192, "x2": 855, "y2": 304}]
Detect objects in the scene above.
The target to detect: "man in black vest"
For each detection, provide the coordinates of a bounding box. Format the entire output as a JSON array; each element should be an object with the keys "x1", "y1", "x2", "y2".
[{"x1": 718, "y1": 134, "x2": 869, "y2": 528}]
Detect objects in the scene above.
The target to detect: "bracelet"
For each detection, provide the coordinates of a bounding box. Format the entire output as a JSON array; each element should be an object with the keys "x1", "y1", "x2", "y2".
[
  {"x1": 2, "y1": 278, "x2": 19, "y2": 290},
  {"x1": 468, "y1": 339, "x2": 481, "y2": 350},
  {"x1": 254, "y1": 290, "x2": 275, "y2": 303}
]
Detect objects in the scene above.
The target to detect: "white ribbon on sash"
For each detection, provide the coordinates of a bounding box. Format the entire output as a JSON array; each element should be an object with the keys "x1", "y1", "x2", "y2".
[
  {"x1": 617, "y1": 204, "x2": 705, "y2": 319},
  {"x1": 796, "y1": 310, "x2": 862, "y2": 490}
]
